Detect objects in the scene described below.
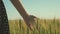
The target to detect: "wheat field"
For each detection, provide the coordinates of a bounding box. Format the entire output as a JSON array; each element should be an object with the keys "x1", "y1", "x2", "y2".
[{"x1": 8, "y1": 18, "x2": 60, "y2": 34}]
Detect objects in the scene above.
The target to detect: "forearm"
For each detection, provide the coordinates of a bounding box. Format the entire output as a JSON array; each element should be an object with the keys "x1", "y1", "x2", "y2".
[{"x1": 10, "y1": 0, "x2": 29, "y2": 18}]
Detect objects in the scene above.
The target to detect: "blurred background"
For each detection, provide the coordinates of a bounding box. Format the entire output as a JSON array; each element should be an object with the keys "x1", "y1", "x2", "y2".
[{"x1": 2, "y1": 0, "x2": 60, "y2": 34}]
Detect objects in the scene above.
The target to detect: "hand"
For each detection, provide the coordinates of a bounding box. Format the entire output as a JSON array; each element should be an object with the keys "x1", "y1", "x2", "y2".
[{"x1": 27, "y1": 15, "x2": 37, "y2": 30}]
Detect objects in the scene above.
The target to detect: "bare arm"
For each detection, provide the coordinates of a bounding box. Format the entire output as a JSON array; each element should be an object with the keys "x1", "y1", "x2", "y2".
[
  {"x1": 10, "y1": 0, "x2": 33, "y2": 30},
  {"x1": 10, "y1": 0, "x2": 37, "y2": 30},
  {"x1": 10, "y1": 0, "x2": 29, "y2": 19}
]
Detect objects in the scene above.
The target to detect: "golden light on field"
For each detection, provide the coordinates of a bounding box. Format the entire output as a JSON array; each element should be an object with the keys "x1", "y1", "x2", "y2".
[{"x1": 9, "y1": 19, "x2": 60, "y2": 34}]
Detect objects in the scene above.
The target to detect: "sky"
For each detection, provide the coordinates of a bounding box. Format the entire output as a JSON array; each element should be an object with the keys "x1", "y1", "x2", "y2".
[{"x1": 3, "y1": 0, "x2": 60, "y2": 20}]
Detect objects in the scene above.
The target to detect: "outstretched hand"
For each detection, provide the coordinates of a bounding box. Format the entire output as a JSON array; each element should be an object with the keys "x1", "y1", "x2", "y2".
[{"x1": 26, "y1": 15, "x2": 37, "y2": 30}]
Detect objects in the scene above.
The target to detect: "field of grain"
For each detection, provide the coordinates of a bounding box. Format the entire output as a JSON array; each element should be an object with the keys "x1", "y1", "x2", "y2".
[{"x1": 8, "y1": 18, "x2": 60, "y2": 34}]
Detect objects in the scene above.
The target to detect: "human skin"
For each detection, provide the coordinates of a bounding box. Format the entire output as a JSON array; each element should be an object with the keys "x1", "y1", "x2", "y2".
[{"x1": 10, "y1": 0, "x2": 37, "y2": 30}]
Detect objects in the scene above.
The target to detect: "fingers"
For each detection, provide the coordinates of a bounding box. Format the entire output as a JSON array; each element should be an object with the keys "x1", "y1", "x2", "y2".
[{"x1": 25, "y1": 15, "x2": 38, "y2": 30}]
